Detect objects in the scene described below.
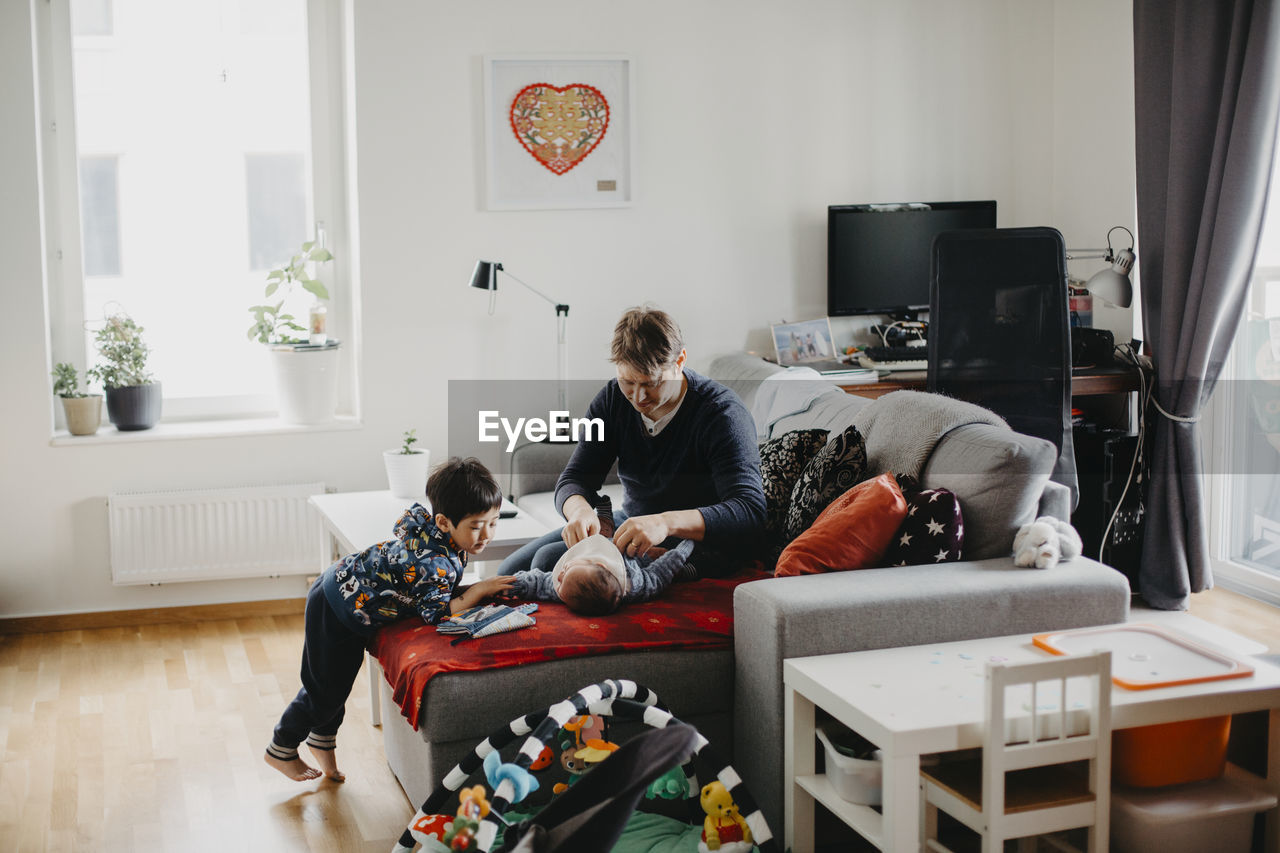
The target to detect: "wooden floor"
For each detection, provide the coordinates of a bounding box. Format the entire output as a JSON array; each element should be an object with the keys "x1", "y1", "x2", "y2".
[
  {"x1": 0, "y1": 612, "x2": 414, "y2": 852},
  {"x1": 1, "y1": 585, "x2": 1276, "y2": 852}
]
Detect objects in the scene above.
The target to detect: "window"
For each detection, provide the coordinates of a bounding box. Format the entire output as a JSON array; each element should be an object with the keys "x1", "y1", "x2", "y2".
[
  {"x1": 1207, "y1": 132, "x2": 1280, "y2": 604},
  {"x1": 42, "y1": 0, "x2": 348, "y2": 421}
]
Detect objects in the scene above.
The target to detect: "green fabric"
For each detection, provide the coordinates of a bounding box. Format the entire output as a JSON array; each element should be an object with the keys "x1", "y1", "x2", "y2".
[{"x1": 492, "y1": 810, "x2": 760, "y2": 853}]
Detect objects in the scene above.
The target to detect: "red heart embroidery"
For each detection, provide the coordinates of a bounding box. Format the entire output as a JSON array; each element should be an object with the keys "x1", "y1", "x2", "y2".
[{"x1": 509, "y1": 83, "x2": 610, "y2": 175}]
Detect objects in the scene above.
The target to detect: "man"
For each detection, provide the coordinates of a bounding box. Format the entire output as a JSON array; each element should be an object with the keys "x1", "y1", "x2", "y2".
[{"x1": 498, "y1": 306, "x2": 765, "y2": 579}]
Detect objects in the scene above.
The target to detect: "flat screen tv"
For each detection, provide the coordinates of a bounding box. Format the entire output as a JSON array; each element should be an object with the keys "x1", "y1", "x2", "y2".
[{"x1": 827, "y1": 200, "x2": 997, "y2": 320}]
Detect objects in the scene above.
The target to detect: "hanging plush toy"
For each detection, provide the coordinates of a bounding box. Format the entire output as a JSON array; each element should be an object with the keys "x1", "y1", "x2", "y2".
[
  {"x1": 1013, "y1": 515, "x2": 1084, "y2": 569},
  {"x1": 442, "y1": 785, "x2": 490, "y2": 851},
  {"x1": 698, "y1": 781, "x2": 754, "y2": 853}
]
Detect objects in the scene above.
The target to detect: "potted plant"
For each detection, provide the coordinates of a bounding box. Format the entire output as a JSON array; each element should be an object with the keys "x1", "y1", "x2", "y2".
[
  {"x1": 249, "y1": 239, "x2": 339, "y2": 425},
  {"x1": 384, "y1": 429, "x2": 432, "y2": 499},
  {"x1": 51, "y1": 362, "x2": 103, "y2": 436},
  {"x1": 87, "y1": 312, "x2": 161, "y2": 431}
]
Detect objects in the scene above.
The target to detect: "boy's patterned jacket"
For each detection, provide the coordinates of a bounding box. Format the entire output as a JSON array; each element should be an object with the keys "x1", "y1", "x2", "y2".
[{"x1": 320, "y1": 503, "x2": 467, "y2": 635}]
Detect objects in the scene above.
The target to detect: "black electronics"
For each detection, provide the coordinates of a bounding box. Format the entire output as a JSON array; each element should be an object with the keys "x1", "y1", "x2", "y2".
[
  {"x1": 828, "y1": 200, "x2": 996, "y2": 321},
  {"x1": 870, "y1": 320, "x2": 929, "y2": 346},
  {"x1": 1072, "y1": 326, "x2": 1115, "y2": 366},
  {"x1": 1071, "y1": 428, "x2": 1145, "y2": 592}
]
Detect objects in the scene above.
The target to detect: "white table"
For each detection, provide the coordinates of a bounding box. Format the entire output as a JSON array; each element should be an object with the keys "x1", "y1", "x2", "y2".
[
  {"x1": 309, "y1": 489, "x2": 551, "y2": 569},
  {"x1": 308, "y1": 490, "x2": 552, "y2": 723},
  {"x1": 784, "y1": 619, "x2": 1280, "y2": 852}
]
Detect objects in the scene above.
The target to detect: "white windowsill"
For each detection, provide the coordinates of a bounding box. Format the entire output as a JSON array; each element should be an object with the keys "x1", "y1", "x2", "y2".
[{"x1": 50, "y1": 414, "x2": 362, "y2": 446}]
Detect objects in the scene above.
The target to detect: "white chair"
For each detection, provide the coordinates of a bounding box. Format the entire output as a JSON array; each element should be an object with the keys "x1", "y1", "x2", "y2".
[{"x1": 920, "y1": 650, "x2": 1112, "y2": 852}]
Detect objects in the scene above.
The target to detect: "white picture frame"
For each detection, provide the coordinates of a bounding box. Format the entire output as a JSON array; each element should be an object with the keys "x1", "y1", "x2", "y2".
[
  {"x1": 483, "y1": 54, "x2": 634, "y2": 210},
  {"x1": 771, "y1": 318, "x2": 837, "y2": 366}
]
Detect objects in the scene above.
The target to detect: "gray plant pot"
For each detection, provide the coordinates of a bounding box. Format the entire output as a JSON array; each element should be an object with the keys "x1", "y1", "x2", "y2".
[{"x1": 106, "y1": 382, "x2": 162, "y2": 431}]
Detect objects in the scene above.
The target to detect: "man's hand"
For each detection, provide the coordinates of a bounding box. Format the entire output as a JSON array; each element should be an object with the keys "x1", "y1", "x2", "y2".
[
  {"x1": 561, "y1": 495, "x2": 600, "y2": 547},
  {"x1": 614, "y1": 514, "x2": 672, "y2": 559}
]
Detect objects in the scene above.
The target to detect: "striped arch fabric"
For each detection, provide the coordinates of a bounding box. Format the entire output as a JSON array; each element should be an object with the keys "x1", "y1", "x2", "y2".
[{"x1": 393, "y1": 679, "x2": 776, "y2": 853}]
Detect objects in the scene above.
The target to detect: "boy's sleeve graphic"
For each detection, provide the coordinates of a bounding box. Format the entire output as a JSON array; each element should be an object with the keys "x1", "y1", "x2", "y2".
[{"x1": 414, "y1": 554, "x2": 459, "y2": 625}]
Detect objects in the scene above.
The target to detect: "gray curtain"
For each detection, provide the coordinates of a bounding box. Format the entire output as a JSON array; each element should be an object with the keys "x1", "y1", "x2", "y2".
[{"x1": 1134, "y1": 0, "x2": 1280, "y2": 609}]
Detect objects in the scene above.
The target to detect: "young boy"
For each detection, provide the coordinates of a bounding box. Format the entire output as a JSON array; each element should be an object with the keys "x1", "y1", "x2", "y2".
[
  {"x1": 509, "y1": 533, "x2": 696, "y2": 616},
  {"x1": 265, "y1": 457, "x2": 516, "y2": 783}
]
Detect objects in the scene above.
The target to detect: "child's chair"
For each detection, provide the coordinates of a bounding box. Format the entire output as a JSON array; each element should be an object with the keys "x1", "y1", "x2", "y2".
[{"x1": 920, "y1": 650, "x2": 1112, "y2": 852}]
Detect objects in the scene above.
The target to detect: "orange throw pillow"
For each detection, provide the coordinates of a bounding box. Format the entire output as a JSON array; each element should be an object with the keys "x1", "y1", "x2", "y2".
[{"x1": 775, "y1": 473, "x2": 908, "y2": 576}]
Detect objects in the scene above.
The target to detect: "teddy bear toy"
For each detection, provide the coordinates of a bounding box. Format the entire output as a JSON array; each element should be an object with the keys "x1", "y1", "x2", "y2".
[
  {"x1": 1013, "y1": 516, "x2": 1083, "y2": 569},
  {"x1": 698, "y1": 780, "x2": 754, "y2": 853}
]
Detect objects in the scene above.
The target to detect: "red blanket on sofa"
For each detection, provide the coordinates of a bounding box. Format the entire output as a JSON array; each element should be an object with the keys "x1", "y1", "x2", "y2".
[{"x1": 370, "y1": 570, "x2": 769, "y2": 729}]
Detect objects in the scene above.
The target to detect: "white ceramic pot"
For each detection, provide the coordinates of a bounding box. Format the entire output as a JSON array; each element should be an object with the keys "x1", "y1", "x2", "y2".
[
  {"x1": 384, "y1": 449, "x2": 432, "y2": 500},
  {"x1": 61, "y1": 395, "x2": 103, "y2": 436},
  {"x1": 270, "y1": 344, "x2": 339, "y2": 425}
]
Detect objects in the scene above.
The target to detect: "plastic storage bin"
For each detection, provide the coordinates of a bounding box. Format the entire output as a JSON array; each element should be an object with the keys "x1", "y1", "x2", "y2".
[
  {"x1": 815, "y1": 723, "x2": 882, "y2": 805},
  {"x1": 1110, "y1": 764, "x2": 1277, "y2": 853},
  {"x1": 1112, "y1": 715, "x2": 1231, "y2": 787}
]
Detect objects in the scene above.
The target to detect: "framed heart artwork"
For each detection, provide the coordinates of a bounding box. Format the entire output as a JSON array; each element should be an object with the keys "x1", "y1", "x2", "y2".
[{"x1": 483, "y1": 55, "x2": 633, "y2": 210}]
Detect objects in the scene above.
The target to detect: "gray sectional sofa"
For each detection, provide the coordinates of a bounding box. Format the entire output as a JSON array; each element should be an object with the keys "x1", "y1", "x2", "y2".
[{"x1": 375, "y1": 352, "x2": 1131, "y2": 838}]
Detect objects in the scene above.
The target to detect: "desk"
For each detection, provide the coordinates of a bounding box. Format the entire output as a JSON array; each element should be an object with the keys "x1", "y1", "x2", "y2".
[
  {"x1": 308, "y1": 490, "x2": 551, "y2": 724},
  {"x1": 837, "y1": 365, "x2": 1143, "y2": 399},
  {"x1": 783, "y1": 621, "x2": 1280, "y2": 852}
]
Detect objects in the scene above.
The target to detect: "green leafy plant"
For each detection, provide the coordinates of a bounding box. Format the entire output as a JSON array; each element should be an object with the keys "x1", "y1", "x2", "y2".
[
  {"x1": 247, "y1": 240, "x2": 333, "y2": 345},
  {"x1": 86, "y1": 313, "x2": 154, "y2": 389},
  {"x1": 399, "y1": 429, "x2": 421, "y2": 455},
  {"x1": 51, "y1": 362, "x2": 92, "y2": 398}
]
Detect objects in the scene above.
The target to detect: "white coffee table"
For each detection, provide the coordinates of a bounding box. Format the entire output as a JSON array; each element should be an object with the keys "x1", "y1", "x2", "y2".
[
  {"x1": 784, "y1": 618, "x2": 1280, "y2": 852},
  {"x1": 308, "y1": 489, "x2": 553, "y2": 723}
]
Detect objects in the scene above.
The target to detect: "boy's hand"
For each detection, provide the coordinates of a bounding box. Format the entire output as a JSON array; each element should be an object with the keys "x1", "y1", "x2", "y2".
[
  {"x1": 450, "y1": 575, "x2": 518, "y2": 613},
  {"x1": 471, "y1": 575, "x2": 517, "y2": 598}
]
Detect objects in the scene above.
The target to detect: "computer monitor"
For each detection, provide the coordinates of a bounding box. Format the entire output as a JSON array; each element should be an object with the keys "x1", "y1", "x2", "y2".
[{"x1": 827, "y1": 200, "x2": 997, "y2": 321}]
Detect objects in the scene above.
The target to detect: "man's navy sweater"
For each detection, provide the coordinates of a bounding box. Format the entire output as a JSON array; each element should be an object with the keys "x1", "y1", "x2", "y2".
[{"x1": 554, "y1": 369, "x2": 766, "y2": 558}]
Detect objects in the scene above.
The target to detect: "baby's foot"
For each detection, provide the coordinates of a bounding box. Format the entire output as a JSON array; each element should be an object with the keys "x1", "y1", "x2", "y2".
[
  {"x1": 307, "y1": 733, "x2": 345, "y2": 782},
  {"x1": 264, "y1": 750, "x2": 323, "y2": 781},
  {"x1": 595, "y1": 496, "x2": 616, "y2": 539}
]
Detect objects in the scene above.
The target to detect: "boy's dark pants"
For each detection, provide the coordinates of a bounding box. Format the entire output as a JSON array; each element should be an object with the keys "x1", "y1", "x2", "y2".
[{"x1": 273, "y1": 577, "x2": 368, "y2": 749}]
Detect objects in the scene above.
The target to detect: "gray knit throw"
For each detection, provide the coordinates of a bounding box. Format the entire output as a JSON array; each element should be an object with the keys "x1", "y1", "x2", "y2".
[{"x1": 851, "y1": 390, "x2": 1008, "y2": 478}]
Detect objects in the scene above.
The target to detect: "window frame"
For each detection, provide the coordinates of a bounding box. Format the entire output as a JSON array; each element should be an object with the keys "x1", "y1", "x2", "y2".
[
  {"x1": 1206, "y1": 263, "x2": 1280, "y2": 606},
  {"x1": 38, "y1": 0, "x2": 355, "y2": 427}
]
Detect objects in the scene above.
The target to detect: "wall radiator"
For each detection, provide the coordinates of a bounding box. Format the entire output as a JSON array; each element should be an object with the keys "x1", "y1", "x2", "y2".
[{"x1": 107, "y1": 483, "x2": 328, "y2": 585}]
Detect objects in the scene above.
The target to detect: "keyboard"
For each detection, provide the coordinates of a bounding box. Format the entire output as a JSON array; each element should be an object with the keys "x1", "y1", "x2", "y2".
[{"x1": 858, "y1": 346, "x2": 928, "y2": 371}]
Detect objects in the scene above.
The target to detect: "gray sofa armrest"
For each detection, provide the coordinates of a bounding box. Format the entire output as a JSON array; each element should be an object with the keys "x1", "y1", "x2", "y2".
[
  {"x1": 508, "y1": 441, "x2": 618, "y2": 502},
  {"x1": 732, "y1": 557, "x2": 1130, "y2": 835}
]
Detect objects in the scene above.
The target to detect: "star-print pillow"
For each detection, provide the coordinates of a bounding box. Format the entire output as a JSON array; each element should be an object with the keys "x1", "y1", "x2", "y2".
[{"x1": 879, "y1": 475, "x2": 963, "y2": 567}]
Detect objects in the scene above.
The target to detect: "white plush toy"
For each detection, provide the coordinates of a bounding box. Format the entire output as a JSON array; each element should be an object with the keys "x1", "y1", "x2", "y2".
[{"x1": 1012, "y1": 516, "x2": 1083, "y2": 569}]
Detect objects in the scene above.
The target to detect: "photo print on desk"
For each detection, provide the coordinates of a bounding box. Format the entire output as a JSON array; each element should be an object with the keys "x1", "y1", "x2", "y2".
[{"x1": 771, "y1": 317, "x2": 837, "y2": 367}]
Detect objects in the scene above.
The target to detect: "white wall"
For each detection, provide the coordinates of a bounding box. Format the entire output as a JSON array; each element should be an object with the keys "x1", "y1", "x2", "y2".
[{"x1": 0, "y1": 0, "x2": 1135, "y2": 618}]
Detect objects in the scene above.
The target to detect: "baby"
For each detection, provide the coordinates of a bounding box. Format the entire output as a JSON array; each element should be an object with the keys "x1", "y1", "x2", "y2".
[{"x1": 509, "y1": 533, "x2": 695, "y2": 616}]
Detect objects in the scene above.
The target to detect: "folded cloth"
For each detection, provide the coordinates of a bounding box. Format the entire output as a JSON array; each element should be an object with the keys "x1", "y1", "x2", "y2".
[
  {"x1": 437, "y1": 603, "x2": 538, "y2": 641},
  {"x1": 851, "y1": 389, "x2": 1008, "y2": 478},
  {"x1": 749, "y1": 367, "x2": 835, "y2": 442}
]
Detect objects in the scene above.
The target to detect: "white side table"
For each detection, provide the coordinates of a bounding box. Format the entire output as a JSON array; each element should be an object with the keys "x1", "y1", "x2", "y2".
[
  {"x1": 308, "y1": 490, "x2": 552, "y2": 724},
  {"x1": 784, "y1": 620, "x2": 1280, "y2": 852}
]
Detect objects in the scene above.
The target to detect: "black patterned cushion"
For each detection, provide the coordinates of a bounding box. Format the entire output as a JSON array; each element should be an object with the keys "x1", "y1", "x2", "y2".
[
  {"x1": 758, "y1": 429, "x2": 830, "y2": 545},
  {"x1": 880, "y1": 475, "x2": 964, "y2": 566},
  {"x1": 783, "y1": 424, "x2": 868, "y2": 543}
]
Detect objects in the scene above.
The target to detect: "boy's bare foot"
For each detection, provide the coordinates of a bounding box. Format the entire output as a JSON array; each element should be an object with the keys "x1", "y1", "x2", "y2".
[
  {"x1": 264, "y1": 751, "x2": 323, "y2": 781},
  {"x1": 309, "y1": 745, "x2": 346, "y2": 782}
]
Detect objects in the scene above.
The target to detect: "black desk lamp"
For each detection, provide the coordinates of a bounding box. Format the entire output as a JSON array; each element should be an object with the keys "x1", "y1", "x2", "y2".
[
  {"x1": 1067, "y1": 226, "x2": 1136, "y2": 308},
  {"x1": 469, "y1": 260, "x2": 570, "y2": 409}
]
